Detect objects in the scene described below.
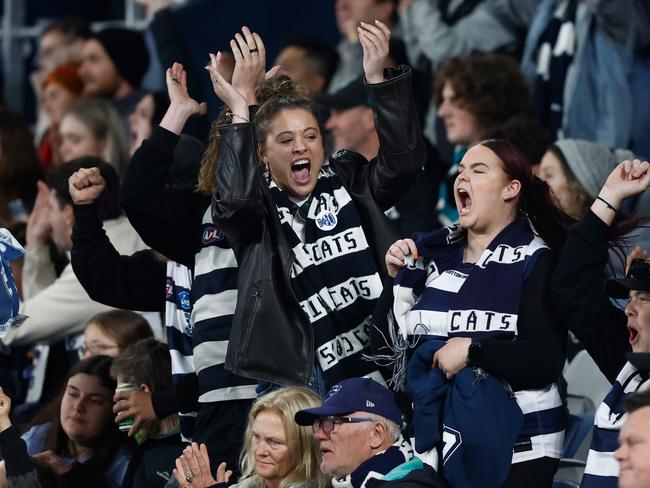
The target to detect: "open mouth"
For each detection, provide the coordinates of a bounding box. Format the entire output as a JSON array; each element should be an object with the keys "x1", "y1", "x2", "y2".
[
  {"x1": 628, "y1": 325, "x2": 640, "y2": 345},
  {"x1": 291, "y1": 158, "x2": 311, "y2": 184},
  {"x1": 457, "y1": 187, "x2": 472, "y2": 216}
]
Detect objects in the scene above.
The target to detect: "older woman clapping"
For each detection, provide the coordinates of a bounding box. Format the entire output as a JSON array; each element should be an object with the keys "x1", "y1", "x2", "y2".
[{"x1": 173, "y1": 387, "x2": 329, "y2": 488}]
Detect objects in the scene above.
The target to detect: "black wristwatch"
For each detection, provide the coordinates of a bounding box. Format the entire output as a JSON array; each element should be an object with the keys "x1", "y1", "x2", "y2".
[{"x1": 468, "y1": 339, "x2": 483, "y2": 363}]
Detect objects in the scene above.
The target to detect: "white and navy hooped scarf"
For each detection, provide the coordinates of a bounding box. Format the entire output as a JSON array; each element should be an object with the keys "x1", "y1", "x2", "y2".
[
  {"x1": 582, "y1": 362, "x2": 650, "y2": 487},
  {"x1": 269, "y1": 166, "x2": 384, "y2": 388},
  {"x1": 164, "y1": 260, "x2": 196, "y2": 442},
  {"x1": 392, "y1": 218, "x2": 547, "y2": 344}
]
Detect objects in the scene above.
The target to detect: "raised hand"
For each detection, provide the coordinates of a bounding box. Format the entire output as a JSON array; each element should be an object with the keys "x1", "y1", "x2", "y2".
[
  {"x1": 68, "y1": 167, "x2": 106, "y2": 205},
  {"x1": 385, "y1": 238, "x2": 418, "y2": 278},
  {"x1": 113, "y1": 389, "x2": 156, "y2": 437},
  {"x1": 166, "y1": 62, "x2": 207, "y2": 117},
  {"x1": 230, "y1": 26, "x2": 280, "y2": 106},
  {"x1": 206, "y1": 51, "x2": 249, "y2": 122},
  {"x1": 358, "y1": 20, "x2": 391, "y2": 84},
  {"x1": 25, "y1": 181, "x2": 52, "y2": 247},
  {"x1": 592, "y1": 159, "x2": 650, "y2": 226},
  {"x1": 600, "y1": 159, "x2": 650, "y2": 208}
]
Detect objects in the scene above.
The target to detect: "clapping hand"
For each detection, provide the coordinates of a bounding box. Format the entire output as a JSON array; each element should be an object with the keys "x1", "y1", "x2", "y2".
[
  {"x1": 166, "y1": 62, "x2": 207, "y2": 118},
  {"x1": 205, "y1": 50, "x2": 249, "y2": 122},
  {"x1": 173, "y1": 442, "x2": 232, "y2": 488},
  {"x1": 358, "y1": 20, "x2": 391, "y2": 84},
  {"x1": 25, "y1": 181, "x2": 52, "y2": 247},
  {"x1": 68, "y1": 167, "x2": 106, "y2": 205},
  {"x1": 229, "y1": 26, "x2": 280, "y2": 106}
]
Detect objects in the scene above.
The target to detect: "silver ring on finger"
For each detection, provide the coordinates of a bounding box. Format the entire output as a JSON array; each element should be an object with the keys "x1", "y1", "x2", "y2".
[{"x1": 249, "y1": 47, "x2": 258, "y2": 53}]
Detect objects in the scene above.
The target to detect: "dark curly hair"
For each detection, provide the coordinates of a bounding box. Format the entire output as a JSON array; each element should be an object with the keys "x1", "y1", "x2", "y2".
[{"x1": 433, "y1": 54, "x2": 532, "y2": 133}]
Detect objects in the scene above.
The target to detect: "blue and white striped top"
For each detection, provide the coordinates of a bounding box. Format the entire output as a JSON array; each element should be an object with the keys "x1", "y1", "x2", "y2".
[{"x1": 582, "y1": 361, "x2": 650, "y2": 487}]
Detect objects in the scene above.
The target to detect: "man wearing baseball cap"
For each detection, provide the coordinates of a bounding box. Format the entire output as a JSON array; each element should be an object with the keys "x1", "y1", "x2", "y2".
[
  {"x1": 295, "y1": 377, "x2": 447, "y2": 488},
  {"x1": 318, "y1": 77, "x2": 376, "y2": 161},
  {"x1": 551, "y1": 158, "x2": 650, "y2": 487},
  {"x1": 295, "y1": 377, "x2": 409, "y2": 486}
]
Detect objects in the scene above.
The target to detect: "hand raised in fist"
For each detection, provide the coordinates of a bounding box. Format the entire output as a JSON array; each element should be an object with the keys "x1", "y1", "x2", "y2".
[{"x1": 68, "y1": 167, "x2": 106, "y2": 205}]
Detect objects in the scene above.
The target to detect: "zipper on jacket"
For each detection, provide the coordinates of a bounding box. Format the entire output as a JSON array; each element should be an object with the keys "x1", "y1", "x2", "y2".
[{"x1": 239, "y1": 286, "x2": 261, "y2": 355}]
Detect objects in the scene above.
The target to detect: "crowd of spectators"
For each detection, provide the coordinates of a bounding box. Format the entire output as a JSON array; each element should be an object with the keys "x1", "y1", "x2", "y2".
[{"x1": 0, "y1": 0, "x2": 650, "y2": 487}]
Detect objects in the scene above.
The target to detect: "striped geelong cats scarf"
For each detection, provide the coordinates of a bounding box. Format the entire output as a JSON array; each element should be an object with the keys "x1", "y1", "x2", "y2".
[
  {"x1": 164, "y1": 260, "x2": 197, "y2": 441},
  {"x1": 269, "y1": 165, "x2": 384, "y2": 388},
  {"x1": 582, "y1": 362, "x2": 650, "y2": 487},
  {"x1": 393, "y1": 218, "x2": 547, "y2": 342},
  {"x1": 391, "y1": 218, "x2": 565, "y2": 464}
]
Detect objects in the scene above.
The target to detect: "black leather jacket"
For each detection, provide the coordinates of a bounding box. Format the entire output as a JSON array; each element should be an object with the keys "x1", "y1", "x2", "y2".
[{"x1": 212, "y1": 66, "x2": 426, "y2": 386}]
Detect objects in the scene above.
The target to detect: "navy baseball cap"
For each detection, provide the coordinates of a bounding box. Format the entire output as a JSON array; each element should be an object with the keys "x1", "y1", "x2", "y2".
[{"x1": 294, "y1": 377, "x2": 402, "y2": 426}]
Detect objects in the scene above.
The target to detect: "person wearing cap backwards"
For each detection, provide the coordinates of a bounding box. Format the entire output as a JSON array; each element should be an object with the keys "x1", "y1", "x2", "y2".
[
  {"x1": 551, "y1": 158, "x2": 650, "y2": 487},
  {"x1": 79, "y1": 27, "x2": 150, "y2": 125},
  {"x1": 295, "y1": 378, "x2": 447, "y2": 488}
]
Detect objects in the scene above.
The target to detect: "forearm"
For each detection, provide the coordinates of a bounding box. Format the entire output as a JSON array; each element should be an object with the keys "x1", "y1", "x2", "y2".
[
  {"x1": 211, "y1": 123, "x2": 266, "y2": 243},
  {"x1": 21, "y1": 245, "x2": 56, "y2": 301},
  {"x1": 152, "y1": 373, "x2": 199, "y2": 417},
  {"x1": 72, "y1": 204, "x2": 165, "y2": 311},
  {"x1": 550, "y1": 211, "x2": 629, "y2": 380},
  {"x1": 366, "y1": 66, "x2": 427, "y2": 208},
  {"x1": 121, "y1": 127, "x2": 208, "y2": 266},
  {"x1": 0, "y1": 426, "x2": 38, "y2": 480},
  {"x1": 471, "y1": 253, "x2": 566, "y2": 390},
  {"x1": 159, "y1": 103, "x2": 195, "y2": 136}
]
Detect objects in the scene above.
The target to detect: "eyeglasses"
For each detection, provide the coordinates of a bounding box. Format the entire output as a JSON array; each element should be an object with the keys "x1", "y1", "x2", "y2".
[
  {"x1": 77, "y1": 342, "x2": 119, "y2": 357},
  {"x1": 627, "y1": 258, "x2": 650, "y2": 280},
  {"x1": 313, "y1": 416, "x2": 374, "y2": 434}
]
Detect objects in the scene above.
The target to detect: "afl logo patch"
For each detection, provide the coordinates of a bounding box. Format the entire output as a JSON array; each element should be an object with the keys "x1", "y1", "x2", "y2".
[{"x1": 202, "y1": 226, "x2": 223, "y2": 245}]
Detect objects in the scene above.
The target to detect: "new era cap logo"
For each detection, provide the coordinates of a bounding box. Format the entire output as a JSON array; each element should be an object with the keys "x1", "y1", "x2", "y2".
[
  {"x1": 366, "y1": 400, "x2": 375, "y2": 408},
  {"x1": 327, "y1": 384, "x2": 342, "y2": 400}
]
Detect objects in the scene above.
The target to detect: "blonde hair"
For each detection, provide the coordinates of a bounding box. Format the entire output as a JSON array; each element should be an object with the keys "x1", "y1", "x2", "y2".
[
  {"x1": 239, "y1": 387, "x2": 330, "y2": 488},
  {"x1": 63, "y1": 98, "x2": 129, "y2": 176}
]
